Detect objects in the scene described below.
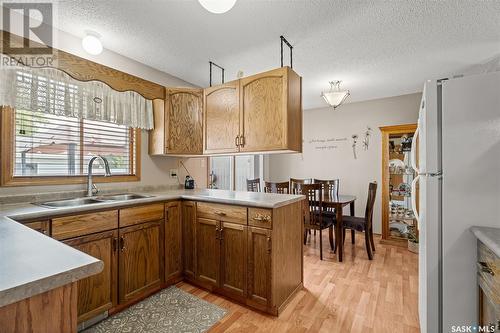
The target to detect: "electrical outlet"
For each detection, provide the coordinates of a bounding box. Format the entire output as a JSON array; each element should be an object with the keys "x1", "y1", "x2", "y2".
[{"x1": 170, "y1": 169, "x2": 178, "y2": 178}]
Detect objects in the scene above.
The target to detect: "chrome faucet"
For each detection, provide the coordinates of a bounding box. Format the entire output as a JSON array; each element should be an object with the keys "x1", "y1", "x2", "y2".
[{"x1": 87, "y1": 155, "x2": 112, "y2": 197}]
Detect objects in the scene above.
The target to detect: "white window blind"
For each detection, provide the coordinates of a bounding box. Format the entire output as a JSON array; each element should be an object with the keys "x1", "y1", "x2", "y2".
[{"x1": 14, "y1": 109, "x2": 136, "y2": 177}]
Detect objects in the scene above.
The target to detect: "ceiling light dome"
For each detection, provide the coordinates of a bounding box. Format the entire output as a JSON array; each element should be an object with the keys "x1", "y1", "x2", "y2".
[
  {"x1": 198, "y1": 0, "x2": 237, "y2": 14},
  {"x1": 82, "y1": 31, "x2": 103, "y2": 55},
  {"x1": 321, "y1": 81, "x2": 350, "y2": 109}
]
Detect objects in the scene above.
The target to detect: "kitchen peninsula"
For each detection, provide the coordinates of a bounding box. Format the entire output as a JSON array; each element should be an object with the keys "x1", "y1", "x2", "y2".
[{"x1": 0, "y1": 189, "x2": 305, "y2": 332}]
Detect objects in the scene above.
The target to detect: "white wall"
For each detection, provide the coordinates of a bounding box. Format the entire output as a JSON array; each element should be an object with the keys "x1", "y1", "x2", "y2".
[
  {"x1": 0, "y1": 24, "x2": 199, "y2": 196},
  {"x1": 266, "y1": 93, "x2": 421, "y2": 233}
]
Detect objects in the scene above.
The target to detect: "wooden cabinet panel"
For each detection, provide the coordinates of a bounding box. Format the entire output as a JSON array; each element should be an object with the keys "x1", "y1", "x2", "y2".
[
  {"x1": 182, "y1": 201, "x2": 196, "y2": 280},
  {"x1": 197, "y1": 202, "x2": 247, "y2": 225},
  {"x1": 240, "y1": 67, "x2": 286, "y2": 152},
  {"x1": 0, "y1": 282, "x2": 77, "y2": 333},
  {"x1": 165, "y1": 201, "x2": 182, "y2": 282},
  {"x1": 247, "y1": 227, "x2": 272, "y2": 307},
  {"x1": 149, "y1": 98, "x2": 166, "y2": 155},
  {"x1": 204, "y1": 81, "x2": 240, "y2": 154},
  {"x1": 52, "y1": 210, "x2": 118, "y2": 240},
  {"x1": 118, "y1": 221, "x2": 162, "y2": 304},
  {"x1": 165, "y1": 88, "x2": 203, "y2": 154},
  {"x1": 248, "y1": 208, "x2": 272, "y2": 229},
  {"x1": 64, "y1": 230, "x2": 118, "y2": 323},
  {"x1": 24, "y1": 220, "x2": 50, "y2": 235},
  {"x1": 119, "y1": 203, "x2": 164, "y2": 228},
  {"x1": 195, "y1": 217, "x2": 219, "y2": 289},
  {"x1": 220, "y1": 222, "x2": 247, "y2": 300}
]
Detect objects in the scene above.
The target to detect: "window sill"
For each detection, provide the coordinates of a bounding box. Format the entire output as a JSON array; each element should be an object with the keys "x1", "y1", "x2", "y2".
[{"x1": 0, "y1": 175, "x2": 140, "y2": 187}]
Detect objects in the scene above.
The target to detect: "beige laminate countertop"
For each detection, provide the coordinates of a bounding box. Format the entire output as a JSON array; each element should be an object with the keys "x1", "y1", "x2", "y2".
[{"x1": 0, "y1": 188, "x2": 304, "y2": 308}]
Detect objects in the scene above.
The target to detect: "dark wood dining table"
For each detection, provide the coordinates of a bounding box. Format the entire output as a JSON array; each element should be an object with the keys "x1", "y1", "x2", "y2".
[{"x1": 321, "y1": 194, "x2": 357, "y2": 262}]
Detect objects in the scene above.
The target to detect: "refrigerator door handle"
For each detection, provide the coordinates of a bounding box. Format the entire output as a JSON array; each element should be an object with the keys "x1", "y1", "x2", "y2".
[
  {"x1": 411, "y1": 122, "x2": 420, "y2": 174},
  {"x1": 411, "y1": 174, "x2": 420, "y2": 229}
]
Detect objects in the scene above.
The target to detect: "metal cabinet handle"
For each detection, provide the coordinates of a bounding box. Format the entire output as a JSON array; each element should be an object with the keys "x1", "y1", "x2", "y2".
[
  {"x1": 113, "y1": 237, "x2": 118, "y2": 252},
  {"x1": 235, "y1": 135, "x2": 240, "y2": 147},
  {"x1": 478, "y1": 261, "x2": 494, "y2": 275},
  {"x1": 240, "y1": 135, "x2": 245, "y2": 147},
  {"x1": 120, "y1": 236, "x2": 125, "y2": 252},
  {"x1": 267, "y1": 236, "x2": 271, "y2": 254},
  {"x1": 252, "y1": 214, "x2": 271, "y2": 222},
  {"x1": 220, "y1": 226, "x2": 224, "y2": 241},
  {"x1": 215, "y1": 226, "x2": 220, "y2": 240},
  {"x1": 215, "y1": 211, "x2": 227, "y2": 216}
]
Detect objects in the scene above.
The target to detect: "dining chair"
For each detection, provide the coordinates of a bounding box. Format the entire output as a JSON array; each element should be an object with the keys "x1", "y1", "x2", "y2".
[
  {"x1": 342, "y1": 182, "x2": 377, "y2": 260},
  {"x1": 300, "y1": 183, "x2": 335, "y2": 260},
  {"x1": 290, "y1": 178, "x2": 312, "y2": 194},
  {"x1": 314, "y1": 179, "x2": 340, "y2": 216},
  {"x1": 264, "y1": 181, "x2": 290, "y2": 194},
  {"x1": 246, "y1": 178, "x2": 261, "y2": 192}
]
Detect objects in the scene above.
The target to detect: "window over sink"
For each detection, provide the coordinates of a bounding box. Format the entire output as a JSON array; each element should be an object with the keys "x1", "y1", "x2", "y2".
[{"x1": 0, "y1": 106, "x2": 140, "y2": 186}]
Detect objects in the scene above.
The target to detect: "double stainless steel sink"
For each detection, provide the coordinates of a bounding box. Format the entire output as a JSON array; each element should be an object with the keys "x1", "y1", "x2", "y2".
[{"x1": 35, "y1": 193, "x2": 153, "y2": 208}]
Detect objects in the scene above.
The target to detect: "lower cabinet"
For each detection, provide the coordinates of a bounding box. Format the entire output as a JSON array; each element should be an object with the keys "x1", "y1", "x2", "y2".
[
  {"x1": 220, "y1": 222, "x2": 247, "y2": 300},
  {"x1": 247, "y1": 227, "x2": 272, "y2": 307},
  {"x1": 195, "y1": 218, "x2": 249, "y2": 300},
  {"x1": 165, "y1": 201, "x2": 182, "y2": 282},
  {"x1": 195, "y1": 217, "x2": 220, "y2": 289},
  {"x1": 118, "y1": 220, "x2": 162, "y2": 304},
  {"x1": 63, "y1": 230, "x2": 118, "y2": 323},
  {"x1": 182, "y1": 201, "x2": 196, "y2": 280}
]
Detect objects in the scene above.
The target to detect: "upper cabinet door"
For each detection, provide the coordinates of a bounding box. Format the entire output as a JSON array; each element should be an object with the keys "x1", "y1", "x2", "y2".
[
  {"x1": 165, "y1": 88, "x2": 203, "y2": 155},
  {"x1": 203, "y1": 81, "x2": 240, "y2": 154},
  {"x1": 239, "y1": 67, "x2": 289, "y2": 152}
]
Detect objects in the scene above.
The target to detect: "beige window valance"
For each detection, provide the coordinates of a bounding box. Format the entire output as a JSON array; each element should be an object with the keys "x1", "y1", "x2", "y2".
[{"x1": 0, "y1": 64, "x2": 154, "y2": 129}]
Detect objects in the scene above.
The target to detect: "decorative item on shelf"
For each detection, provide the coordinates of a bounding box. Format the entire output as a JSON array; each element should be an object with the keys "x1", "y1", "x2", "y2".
[
  {"x1": 351, "y1": 134, "x2": 358, "y2": 159},
  {"x1": 401, "y1": 134, "x2": 413, "y2": 152},
  {"x1": 362, "y1": 126, "x2": 372, "y2": 150},
  {"x1": 389, "y1": 159, "x2": 405, "y2": 174},
  {"x1": 407, "y1": 225, "x2": 419, "y2": 253},
  {"x1": 321, "y1": 81, "x2": 350, "y2": 109}
]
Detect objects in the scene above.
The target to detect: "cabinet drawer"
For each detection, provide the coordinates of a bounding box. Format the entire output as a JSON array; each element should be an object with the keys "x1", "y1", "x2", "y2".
[
  {"x1": 24, "y1": 220, "x2": 50, "y2": 235},
  {"x1": 119, "y1": 203, "x2": 165, "y2": 228},
  {"x1": 52, "y1": 211, "x2": 118, "y2": 240},
  {"x1": 248, "y1": 208, "x2": 272, "y2": 229},
  {"x1": 197, "y1": 202, "x2": 247, "y2": 224}
]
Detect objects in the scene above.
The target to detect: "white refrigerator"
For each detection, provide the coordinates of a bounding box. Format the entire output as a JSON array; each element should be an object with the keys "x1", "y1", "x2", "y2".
[{"x1": 413, "y1": 71, "x2": 500, "y2": 332}]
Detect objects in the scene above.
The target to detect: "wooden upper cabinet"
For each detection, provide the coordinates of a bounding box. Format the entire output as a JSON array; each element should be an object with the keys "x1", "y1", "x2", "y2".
[
  {"x1": 149, "y1": 88, "x2": 203, "y2": 155},
  {"x1": 203, "y1": 81, "x2": 240, "y2": 154},
  {"x1": 239, "y1": 66, "x2": 302, "y2": 153}
]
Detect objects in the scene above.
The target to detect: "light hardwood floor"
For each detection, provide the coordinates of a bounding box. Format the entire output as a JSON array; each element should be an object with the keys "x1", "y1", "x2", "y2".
[{"x1": 177, "y1": 233, "x2": 420, "y2": 333}]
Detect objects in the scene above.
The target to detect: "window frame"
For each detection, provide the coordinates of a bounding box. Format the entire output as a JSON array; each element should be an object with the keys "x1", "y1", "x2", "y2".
[
  {"x1": 0, "y1": 106, "x2": 141, "y2": 187},
  {"x1": 207, "y1": 154, "x2": 263, "y2": 191}
]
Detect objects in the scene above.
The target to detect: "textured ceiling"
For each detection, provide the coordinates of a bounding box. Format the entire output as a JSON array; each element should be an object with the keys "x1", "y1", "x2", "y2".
[{"x1": 55, "y1": 0, "x2": 500, "y2": 109}]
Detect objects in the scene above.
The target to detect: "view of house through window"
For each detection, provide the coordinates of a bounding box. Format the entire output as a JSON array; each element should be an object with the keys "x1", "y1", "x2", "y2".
[
  {"x1": 209, "y1": 155, "x2": 262, "y2": 190},
  {"x1": 14, "y1": 109, "x2": 136, "y2": 178}
]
